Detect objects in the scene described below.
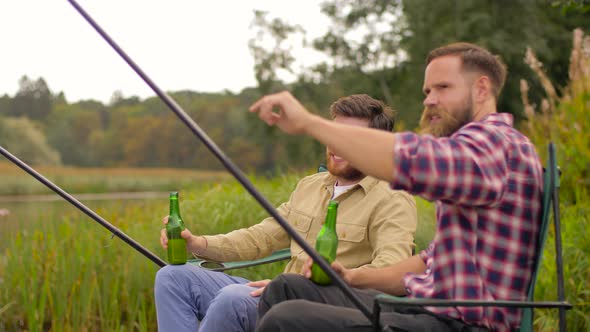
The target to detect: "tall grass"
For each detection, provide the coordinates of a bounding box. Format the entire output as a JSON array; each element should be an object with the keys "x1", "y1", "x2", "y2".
[
  {"x1": 521, "y1": 28, "x2": 590, "y2": 331},
  {"x1": 0, "y1": 169, "x2": 435, "y2": 330},
  {"x1": 0, "y1": 203, "x2": 161, "y2": 331}
]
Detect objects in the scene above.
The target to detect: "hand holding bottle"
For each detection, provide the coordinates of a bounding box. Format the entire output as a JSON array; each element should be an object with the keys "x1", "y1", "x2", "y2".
[
  {"x1": 310, "y1": 200, "x2": 339, "y2": 284},
  {"x1": 160, "y1": 215, "x2": 207, "y2": 253},
  {"x1": 164, "y1": 192, "x2": 187, "y2": 264},
  {"x1": 302, "y1": 256, "x2": 354, "y2": 286}
]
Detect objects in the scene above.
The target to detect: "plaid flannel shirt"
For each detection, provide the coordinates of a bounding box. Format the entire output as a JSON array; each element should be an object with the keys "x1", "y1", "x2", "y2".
[{"x1": 392, "y1": 113, "x2": 542, "y2": 331}]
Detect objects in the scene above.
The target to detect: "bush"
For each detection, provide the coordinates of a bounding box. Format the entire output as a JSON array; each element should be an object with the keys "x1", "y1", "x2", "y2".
[{"x1": 0, "y1": 117, "x2": 61, "y2": 166}]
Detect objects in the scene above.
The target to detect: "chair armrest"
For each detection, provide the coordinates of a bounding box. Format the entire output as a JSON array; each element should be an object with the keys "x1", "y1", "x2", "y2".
[
  {"x1": 375, "y1": 294, "x2": 573, "y2": 310},
  {"x1": 188, "y1": 248, "x2": 291, "y2": 272}
]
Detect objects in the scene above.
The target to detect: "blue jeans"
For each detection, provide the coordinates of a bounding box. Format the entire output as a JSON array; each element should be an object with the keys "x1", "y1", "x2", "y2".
[{"x1": 155, "y1": 264, "x2": 260, "y2": 332}]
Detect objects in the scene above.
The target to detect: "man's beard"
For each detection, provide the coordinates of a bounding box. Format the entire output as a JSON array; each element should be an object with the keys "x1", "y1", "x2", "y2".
[
  {"x1": 419, "y1": 98, "x2": 473, "y2": 137},
  {"x1": 326, "y1": 152, "x2": 364, "y2": 182}
]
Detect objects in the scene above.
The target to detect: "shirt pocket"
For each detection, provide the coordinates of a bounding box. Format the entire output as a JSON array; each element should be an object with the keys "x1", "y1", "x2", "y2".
[
  {"x1": 336, "y1": 223, "x2": 367, "y2": 243},
  {"x1": 289, "y1": 209, "x2": 314, "y2": 255}
]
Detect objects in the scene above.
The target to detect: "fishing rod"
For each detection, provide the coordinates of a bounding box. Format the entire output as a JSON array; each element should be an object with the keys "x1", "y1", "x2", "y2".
[
  {"x1": 0, "y1": 145, "x2": 167, "y2": 268},
  {"x1": 66, "y1": 0, "x2": 376, "y2": 325}
]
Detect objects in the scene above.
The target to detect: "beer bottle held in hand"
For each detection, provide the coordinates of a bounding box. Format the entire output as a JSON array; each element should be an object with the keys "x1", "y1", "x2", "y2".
[
  {"x1": 311, "y1": 200, "x2": 339, "y2": 285},
  {"x1": 167, "y1": 191, "x2": 187, "y2": 265}
]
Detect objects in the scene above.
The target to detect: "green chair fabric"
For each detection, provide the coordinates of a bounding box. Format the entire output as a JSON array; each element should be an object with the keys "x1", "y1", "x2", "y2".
[{"x1": 373, "y1": 143, "x2": 572, "y2": 332}]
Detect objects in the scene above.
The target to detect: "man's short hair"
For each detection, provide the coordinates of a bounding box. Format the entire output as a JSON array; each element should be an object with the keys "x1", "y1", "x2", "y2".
[
  {"x1": 329, "y1": 94, "x2": 395, "y2": 132},
  {"x1": 427, "y1": 42, "x2": 508, "y2": 99}
]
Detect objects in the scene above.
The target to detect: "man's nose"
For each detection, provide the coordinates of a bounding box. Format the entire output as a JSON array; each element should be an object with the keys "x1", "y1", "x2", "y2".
[{"x1": 423, "y1": 94, "x2": 437, "y2": 108}]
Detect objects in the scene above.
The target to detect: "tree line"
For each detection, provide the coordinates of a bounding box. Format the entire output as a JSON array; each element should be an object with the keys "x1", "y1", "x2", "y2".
[
  {"x1": 0, "y1": 1, "x2": 587, "y2": 171},
  {"x1": 0, "y1": 82, "x2": 325, "y2": 172}
]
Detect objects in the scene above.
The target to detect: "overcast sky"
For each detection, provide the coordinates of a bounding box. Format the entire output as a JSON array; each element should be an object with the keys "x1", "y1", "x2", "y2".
[{"x1": 0, "y1": 1, "x2": 330, "y2": 103}]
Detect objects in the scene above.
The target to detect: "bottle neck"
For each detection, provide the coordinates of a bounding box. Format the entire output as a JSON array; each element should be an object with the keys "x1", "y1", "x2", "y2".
[
  {"x1": 324, "y1": 204, "x2": 337, "y2": 230},
  {"x1": 169, "y1": 197, "x2": 181, "y2": 217}
]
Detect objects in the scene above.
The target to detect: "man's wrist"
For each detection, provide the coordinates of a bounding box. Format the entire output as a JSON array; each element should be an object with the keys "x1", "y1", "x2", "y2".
[
  {"x1": 303, "y1": 114, "x2": 327, "y2": 137},
  {"x1": 347, "y1": 268, "x2": 361, "y2": 288},
  {"x1": 190, "y1": 236, "x2": 208, "y2": 255},
  {"x1": 199, "y1": 236, "x2": 208, "y2": 249}
]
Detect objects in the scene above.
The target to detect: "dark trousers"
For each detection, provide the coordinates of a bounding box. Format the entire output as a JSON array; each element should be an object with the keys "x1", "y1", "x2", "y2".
[{"x1": 256, "y1": 274, "x2": 489, "y2": 332}]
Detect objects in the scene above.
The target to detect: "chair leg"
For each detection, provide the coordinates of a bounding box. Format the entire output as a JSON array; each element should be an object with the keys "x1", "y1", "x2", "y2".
[
  {"x1": 372, "y1": 300, "x2": 381, "y2": 332},
  {"x1": 550, "y1": 145, "x2": 567, "y2": 332}
]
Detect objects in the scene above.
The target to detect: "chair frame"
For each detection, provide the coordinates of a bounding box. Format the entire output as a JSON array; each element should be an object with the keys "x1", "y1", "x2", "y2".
[
  {"x1": 373, "y1": 143, "x2": 572, "y2": 332},
  {"x1": 188, "y1": 248, "x2": 291, "y2": 272}
]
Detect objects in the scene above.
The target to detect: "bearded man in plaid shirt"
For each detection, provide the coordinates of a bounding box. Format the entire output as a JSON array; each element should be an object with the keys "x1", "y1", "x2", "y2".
[{"x1": 248, "y1": 42, "x2": 543, "y2": 332}]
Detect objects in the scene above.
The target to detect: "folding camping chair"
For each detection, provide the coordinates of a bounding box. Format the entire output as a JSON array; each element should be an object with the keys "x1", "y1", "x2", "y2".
[{"x1": 372, "y1": 143, "x2": 573, "y2": 331}]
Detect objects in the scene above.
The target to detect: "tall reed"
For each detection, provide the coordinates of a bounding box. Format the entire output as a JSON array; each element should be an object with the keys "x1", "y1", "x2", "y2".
[{"x1": 521, "y1": 28, "x2": 590, "y2": 331}]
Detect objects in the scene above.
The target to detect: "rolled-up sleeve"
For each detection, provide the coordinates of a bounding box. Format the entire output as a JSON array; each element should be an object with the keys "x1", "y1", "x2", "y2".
[
  {"x1": 197, "y1": 202, "x2": 292, "y2": 262},
  {"x1": 419, "y1": 242, "x2": 435, "y2": 263}
]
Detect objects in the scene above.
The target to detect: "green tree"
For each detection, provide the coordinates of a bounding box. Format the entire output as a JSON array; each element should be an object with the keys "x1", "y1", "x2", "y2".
[
  {"x1": 0, "y1": 94, "x2": 10, "y2": 117},
  {"x1": 46, "y1": 103, "x2": 101, "y2": 166},
  {"x1": 552, "y1": 0, "x2": 590, "y2": 14},
  {"x1": 248, "y1": 10, "x2": 306, "y2": 172},
  {"x1": 249, "y1": 10, "x2": 303, "y2": 94},
  {"x1": 313, "y1": 0, "x2": 406, "y2": 107},
  {"x1": 8, "y1": 75, "x2": 53, "y2": 120}
]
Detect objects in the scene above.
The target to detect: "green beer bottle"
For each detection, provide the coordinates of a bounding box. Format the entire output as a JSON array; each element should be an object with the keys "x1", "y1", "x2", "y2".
[
  {"x1": 167, "y1": 191, "x2": 187, "y2": 265},
  {"x1": 311, "y1": 200, "x2": 339, "y2": 285}
]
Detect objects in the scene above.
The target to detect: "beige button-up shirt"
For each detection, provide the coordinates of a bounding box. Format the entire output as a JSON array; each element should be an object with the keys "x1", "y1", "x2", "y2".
[{"x1": 198, "y1": 172, "x2": 417, "y2": 274}]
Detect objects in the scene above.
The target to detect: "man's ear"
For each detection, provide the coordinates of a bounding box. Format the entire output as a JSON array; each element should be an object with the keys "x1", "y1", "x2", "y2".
[{"x1": 473, "y1": 76, "x2": 492, "y2": 102}]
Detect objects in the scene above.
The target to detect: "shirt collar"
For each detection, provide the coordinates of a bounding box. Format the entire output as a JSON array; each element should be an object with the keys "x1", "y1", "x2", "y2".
[
  {"x1": 322, "y1": 172, "x2": 379, "y2": 194},
  {"x1": 480, "y1": 113, "x2": 513, "y2": 126}
]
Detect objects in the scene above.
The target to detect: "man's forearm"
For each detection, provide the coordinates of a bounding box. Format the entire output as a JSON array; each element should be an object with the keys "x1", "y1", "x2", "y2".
[
  {"x1": 304, "y1": 114, "x2": 397, "y2": 182},
  {"x1": 188, "y1": 236, "x2": 208, "y2": 255},
  {"x1": 348, "y1": 255, "x2": 426, "y2": 296}
]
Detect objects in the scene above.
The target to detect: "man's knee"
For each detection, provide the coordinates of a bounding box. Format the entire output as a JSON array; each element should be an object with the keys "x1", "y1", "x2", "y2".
[
  {"x1": 154, "y1": 264, "x2": 207, "y2": 296},
  {"x1": 155, "y1": 265, "x2": 175, "y2": 287},
  {"x1": 214, "y1": 284, "x2": 256, "y2": 308},
  {"x1": 156, "y1": 264, "x2": 188, "y2": 284},
  {"x1": 263, "y1": 273, "x2": 309, "y2": 299},
  {"x1": 257, "y1": 300, "x2": 308, "y2": 332},
  {"x1": 259, "y1": 274, "x2": 312, "y2": 321}
]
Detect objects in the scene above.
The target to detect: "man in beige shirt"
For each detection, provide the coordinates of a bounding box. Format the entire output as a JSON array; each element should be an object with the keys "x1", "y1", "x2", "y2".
[{"x1": 154, "y1": 94, "x2": 417, "y2": 332}]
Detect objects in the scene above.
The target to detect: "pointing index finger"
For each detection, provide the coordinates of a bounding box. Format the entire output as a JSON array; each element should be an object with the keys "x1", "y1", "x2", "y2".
[{"x1": 249, "y1": 92, "x2": 283, "y2": 112}]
